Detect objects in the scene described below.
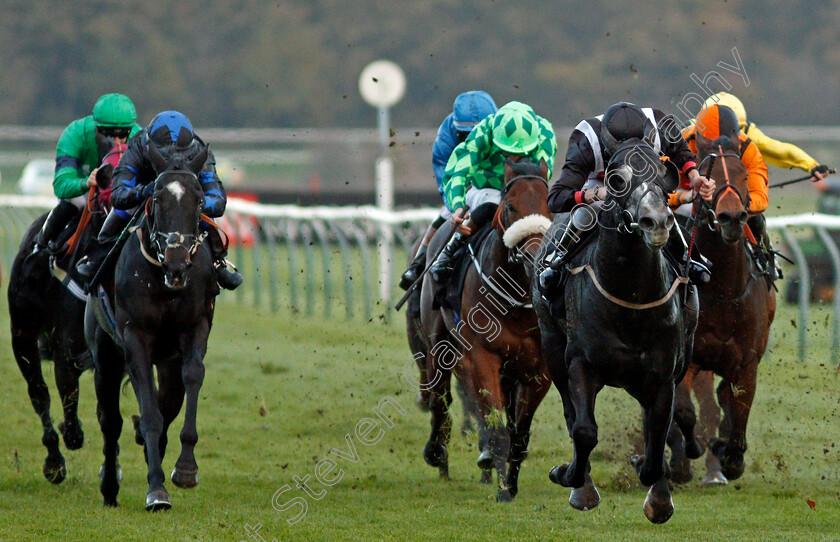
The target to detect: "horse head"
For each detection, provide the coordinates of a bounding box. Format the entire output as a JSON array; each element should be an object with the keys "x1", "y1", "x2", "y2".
[
  {"x1": 604, "y1": 139, "x2": 677, "y2": 251},
  {"x1": 494, "y1": 157, "x2": 553, "y2": 264},
  {"x1": 146, "y1": 142, "x2": 208, "y2": 290},
  {"x1": 695, "y1": 135, "x2": 750, "y2": 244}
]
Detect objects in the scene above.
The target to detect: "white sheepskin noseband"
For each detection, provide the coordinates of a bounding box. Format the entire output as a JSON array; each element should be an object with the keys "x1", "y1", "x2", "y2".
[{"x1": 502, "y1": 214, "x2": 553, "y2": 248}]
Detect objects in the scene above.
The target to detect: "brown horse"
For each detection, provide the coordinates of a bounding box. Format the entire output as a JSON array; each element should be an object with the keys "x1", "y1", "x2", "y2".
[
  {"x1": 668, "y1": 137, "x2": 776, "y2": 484},
  {"x1": 418, "y1": 158, "x2": 552, "y2": 501}
]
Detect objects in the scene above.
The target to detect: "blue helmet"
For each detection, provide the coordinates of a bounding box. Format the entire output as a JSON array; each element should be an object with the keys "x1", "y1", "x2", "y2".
[
  {"x1": 452, "y1": 91, "x2": 497, "y2": 132},
  {"x1": 148, "y1": 111, "x2": 194, "y2": 150}
]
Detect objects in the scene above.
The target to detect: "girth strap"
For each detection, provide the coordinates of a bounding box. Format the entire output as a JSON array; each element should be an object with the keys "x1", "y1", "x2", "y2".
[{"x1": 568, "y1": 264, "x2": 688, "y2": 310}]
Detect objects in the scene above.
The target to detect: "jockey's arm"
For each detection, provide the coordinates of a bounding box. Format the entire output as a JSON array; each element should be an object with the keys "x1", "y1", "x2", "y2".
[
  {"x1": 110, "y1": 135, "x2": 151, "y2": 211},
  {"x1": 53, "y1": 119, "x2": 92, "y2": 199},
  {"x1": 745, "y1": 123, "x2": 818, "y2": 172},
  {"x1": 547, "y1": 129, "x2": 595, "y2": 213},
  {"x1": 741, "y1": 140, "x2": 769, "y2": 214},
  {"x1": 198, "y1": 149, "x2": 227, "y2": 218}
]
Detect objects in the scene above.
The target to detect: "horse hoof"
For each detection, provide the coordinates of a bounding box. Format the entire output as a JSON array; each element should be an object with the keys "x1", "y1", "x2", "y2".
[
  {"x1": 103, "y1": 497, "x2": 119, "y2": 508},
  {"x1": 480, "y1": 468, "x2": 493, "y2": 484},
  {"x1": 58, "y1": 420, "x2": 84, "y2": 450},
  {"x1": 476, "y1": 450, "x2": 494, "y2": 470},
  {"x1": 99, "y1": 464, "x2": 123, "y2": 482},
  {"x1": 643, "y1": 481, "x2": 674, "y2": 524},
  {"x1": 569, "y1": 474, "x2": 600, "y2": 511},
  {"x1": 496, "y1": 488, "x2": 513, "y2": 503},
  {"x1": 702, "y1": 470, "x2": 729, "y2": 486},
  {"x1": 423, "y1": 442, "x2": 447, "y2": 468},
  {"x1": 171, "y1": 467, "x2": 199, "y2": 489},
  {"x1": 43, "y1": 458, "x2": 67, "y2": 484},
  {"x1": 145, "y1": 489, "x2": 172, "y2": 511},
  {"x1": 548, "y1": 464, "x2": 570, "y2": 486}
]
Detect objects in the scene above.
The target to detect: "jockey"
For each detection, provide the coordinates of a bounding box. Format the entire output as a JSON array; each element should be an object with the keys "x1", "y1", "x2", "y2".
[
  {"x1": 429, "y1": 100, "x2": 557, "y2": 283},
  {"x1": 677, "y1": 103, "x2": 777, "y2": 277},
  {"x1": 76, "y1": 111, "x2": 243, "y2": 290},
  {"x1": 35, "y1": 94, "x2": 142, "y2": 252},
  {"x1": 398, "y1": 90, "x2": 498, "y2": 289},
  {"x1": 687, "y1": 92, "x2": 831, "y2": 186},
  {"x1": 539, "y1": 102, "x2": 716, "y2": 292}
]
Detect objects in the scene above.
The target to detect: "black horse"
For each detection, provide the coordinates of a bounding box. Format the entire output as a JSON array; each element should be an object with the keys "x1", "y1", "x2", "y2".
[
  {"x1": 7, "y1": 150, "x2": 119, "y2": 484},
  {"x1": 86, "y1": 143, "x2": 218, "y2": 510},
  {"x1": 533, "y1": 140, "x2": 700, "y2": 524}
]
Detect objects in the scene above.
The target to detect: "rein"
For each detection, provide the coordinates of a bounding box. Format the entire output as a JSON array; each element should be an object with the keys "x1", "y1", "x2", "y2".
[
  {"x1": 568, "y1": 263, "x2": 688, "y2": 310},
  {"x1": 142, "y1": 180, "x2": 207, "y2": 265}
]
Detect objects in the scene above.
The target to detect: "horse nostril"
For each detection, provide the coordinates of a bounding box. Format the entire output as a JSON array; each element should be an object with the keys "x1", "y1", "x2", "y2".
[
  {"x1": 638, "y1": 216, "x2": 656, "y2": 232},
  {"x1": 717, "y1": 213, "x2": 732, "y2": 226},
  {"x1": 664, "y1": 214, "x2": 675, "y2": 230},
  {"x1": 737, "y1": 211, "x2": 749, "y2": 225}
]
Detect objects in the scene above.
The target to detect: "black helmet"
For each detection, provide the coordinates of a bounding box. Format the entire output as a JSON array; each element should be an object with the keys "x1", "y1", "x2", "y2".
[
  {"x1": 717, "y1": 105, "x2": 741, "y2": 140},
  {"x1": 147, "y1": 111, "x2": 194, "y2": 150},
  {"x1": 602, "y1": 102, "x2": 647, "y2": 141}
]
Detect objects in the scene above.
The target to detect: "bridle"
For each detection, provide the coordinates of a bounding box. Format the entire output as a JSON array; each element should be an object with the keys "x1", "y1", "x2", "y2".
[
  {"x1": 143, "y1": 170, "x2": 207, "y2": 265},
  {"x1": 696, "y1": 146, "x2": 749, "y2": 232},
  {"x1": 495, "y1": 173, "x2": 549, "y2": 265}
]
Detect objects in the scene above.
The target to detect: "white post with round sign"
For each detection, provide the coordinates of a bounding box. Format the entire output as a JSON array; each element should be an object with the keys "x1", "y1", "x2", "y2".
[{"x1": 359, "y1": 60, "x2": 405, "y2": 309}]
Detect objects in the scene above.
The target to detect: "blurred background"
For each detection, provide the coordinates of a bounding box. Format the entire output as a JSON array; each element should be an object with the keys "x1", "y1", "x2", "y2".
[{"x1": 0, "y1": 0, "x2": 837, "y2": 207}]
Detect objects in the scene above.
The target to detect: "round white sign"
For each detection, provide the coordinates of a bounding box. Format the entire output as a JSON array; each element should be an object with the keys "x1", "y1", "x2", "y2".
[{"x1": 359, "y1": 60, "x2": 406, "y2": 108}]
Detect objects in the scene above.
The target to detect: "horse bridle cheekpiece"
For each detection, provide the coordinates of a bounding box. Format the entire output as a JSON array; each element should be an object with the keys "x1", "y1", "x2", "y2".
[
  {"x1": 603, "y1": 141, "x2": 673, "y2": 235},
  {"x1": 145, "y1": 172, "x2": 206, "y2": 265}
]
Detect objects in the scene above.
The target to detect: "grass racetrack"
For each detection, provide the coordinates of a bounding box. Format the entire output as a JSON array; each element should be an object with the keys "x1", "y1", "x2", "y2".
[{"x1": 1, "y1": 280, "x2": 839, "y2": 541}]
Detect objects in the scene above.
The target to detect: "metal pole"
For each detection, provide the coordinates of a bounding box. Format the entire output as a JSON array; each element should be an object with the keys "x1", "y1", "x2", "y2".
[
  {"x1": 376, "y1": 105, "x2": 394, "y2": 311},
  {"x1": 781, "y1": 228, "x2": 810, "y2": 362},
  {"x1": 816, "y1": 227, "x2": 840, "y2": 365}
]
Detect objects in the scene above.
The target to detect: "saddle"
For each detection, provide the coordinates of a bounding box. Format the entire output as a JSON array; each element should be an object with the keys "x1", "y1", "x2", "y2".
[{"x1": 433, "y1": 224, "x2": 494, "y2": 316}]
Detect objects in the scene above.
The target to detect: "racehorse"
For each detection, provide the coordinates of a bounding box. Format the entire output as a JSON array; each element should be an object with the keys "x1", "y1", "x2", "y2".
[
  {"x1": 86, "y1": 142, "x2": 219, "y2": 510},
  {"x1": 667, "y1": 137, "x2": 776, "y2": 485},
  {"x1": 7, "y1": 145, "x2": 121, "y2": 484},
  {"x1": 418, "y1": 158, "x2": 553, "y2": 501},
  {"x1": 533, "y1": 139, "x2": 700, "y2": 524}
]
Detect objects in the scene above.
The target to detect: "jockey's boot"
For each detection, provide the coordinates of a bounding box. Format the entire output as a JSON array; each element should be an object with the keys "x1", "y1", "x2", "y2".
[
  {"x1": 76, "y1": 211, "x2": 128, "y2": 281},
  {"x1": 664, "y1": 223, "x2": 712, "y2": 286},
  {"x1": 538, "y1": 222, "x2": 592, "y2": 295},
  {"x1": 35, "y1": 200, "x2": 78, "y2": 253},
  {"x1": 430, "y1": 232, "x2": 468, "y2": 284},
  {"x1": 205, "y1": 225, "x2": 243, "y2": 290},
  {"x1": 399, "y1": 245, "x2": 427, "y2": 290},
  {"x1": 748, "y1": 213, "x2": 780, "y2": 280}
]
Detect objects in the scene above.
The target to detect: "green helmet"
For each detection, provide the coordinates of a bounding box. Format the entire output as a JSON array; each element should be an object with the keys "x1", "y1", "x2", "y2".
[
  {"x1": 92, "y1": 93, "x2": 136, "y2": 128},
  {"x1": 492, "y1": 101, "x2": 540, "y2": 154}
]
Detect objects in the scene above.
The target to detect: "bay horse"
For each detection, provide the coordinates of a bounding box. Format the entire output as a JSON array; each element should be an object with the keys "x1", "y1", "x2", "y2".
[
  {"x1": 7, "y1": 144, "x2": 122, "y2": 484},
  {"x1": 418, "y1": 158, "x2": 553, "y2": 501},
  {"x1": 667, "y1": 137, "x2": 776, "y2": 484},
  {"x1": 85, "y1": 142, "x2": 218, "y2": 510},
  {"x1": 533, "y1": 139, "x2": 700, "y2": 523}
]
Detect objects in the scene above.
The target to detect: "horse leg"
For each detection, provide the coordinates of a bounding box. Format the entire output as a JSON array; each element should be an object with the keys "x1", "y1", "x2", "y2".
[
  {"x1": 711, "y1": 366, "x2": 757, "y2": 481},
  {"x1": 171, "y1": 322, "x2": 210, "y2": 490},
  {"x1": 692, "y1": 370, "x2": 726, "y2": 485},
  {"x1": 549, "y1": 360, "x2": 600, "y2": 492},
  {"x1": 667, "y1": 378, "x2": 702, "y2": 484},
  {"x1": 124, "y1": 329, "x2": 170, "y2": 511},
  {"x1": 11, "y1": 329, "x2": 65, "y2": 484},
  {"x1": 53, "y1": 352, "x2": 85, "y2": 451},
  {"x1": 422, "y1": 323, "x2": 455, "y2": 479},
  {"x1": 502, "y1": 375, "x2": 550, "y2": 503},
  {"x1": 634, "y1": 380, "x2": 675, "y2": 524},
  {"x1": 155, "y1": 362, "x2": 186, "y2": 465},
  {"x1": 92, "y1": 331, "x2": 125, "y2": 506},
  {"x1": 465, "y1": 348, "x2": 508, "y2": 496}
]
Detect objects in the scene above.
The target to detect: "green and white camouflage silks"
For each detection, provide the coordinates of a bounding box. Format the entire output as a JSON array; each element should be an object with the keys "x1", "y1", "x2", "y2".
[{"x1": 442, "y1": 101, "x2": 557, "y2": 211}]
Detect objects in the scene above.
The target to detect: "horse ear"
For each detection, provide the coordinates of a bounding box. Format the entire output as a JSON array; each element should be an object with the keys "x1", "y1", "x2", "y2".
[
  {"x1": 96, "y1": 164, "x2": 114, "y2": 190},
  {"x1": 538, "y1": 158, "x2": 549, "y2": 180},
  {"x1": 148, "y1": 141, "x2": 168, "y2": 173},
  {"x1": 659, "y1": 159, "x2": 680, "y2": 192},
  {"x1": 188, "y1": 144, "x2": 209, "y2": 175},
  {"x1": 503, "y1": 157, "x2": 515, "y2": 182},
  {"x1": 695, "y1": 132, "x2": 712, "y2": 158}
]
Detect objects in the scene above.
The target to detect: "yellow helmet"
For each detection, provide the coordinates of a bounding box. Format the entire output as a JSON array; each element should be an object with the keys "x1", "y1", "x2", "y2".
[{"x1": 703, "y1": 92, "x2": 747, "y2": 129}]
